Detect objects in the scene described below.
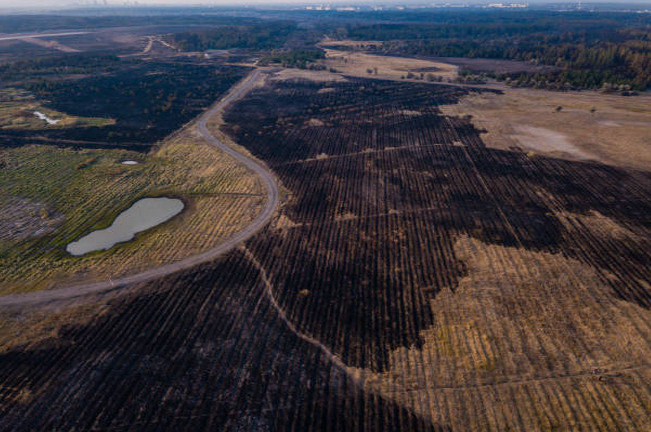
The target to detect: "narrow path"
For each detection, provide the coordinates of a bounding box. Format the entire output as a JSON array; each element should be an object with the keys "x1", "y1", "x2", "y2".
[
  {"x1": 0, "y1": 31, "x2": 90, "y2": 41},
  {"x1": 0, "y1": 69, "x2": 279, "y2": 309},
  {"x1": 242, "y1": 247, "x2": 362, "y2": 391}
]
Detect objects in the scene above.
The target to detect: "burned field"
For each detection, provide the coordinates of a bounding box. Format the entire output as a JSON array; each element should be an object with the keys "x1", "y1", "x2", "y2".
[
  {"x1": 0, "y1": 58, "x2": 248, "y2": 151},
  {"x1": 1, "y1": 75, "x2": 651, "y2": 431}
]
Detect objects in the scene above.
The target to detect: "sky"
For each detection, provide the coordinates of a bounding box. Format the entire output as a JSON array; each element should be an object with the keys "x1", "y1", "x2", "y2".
[{"x1": 1, "y1": 0, "x2": 650, "y2": 10}]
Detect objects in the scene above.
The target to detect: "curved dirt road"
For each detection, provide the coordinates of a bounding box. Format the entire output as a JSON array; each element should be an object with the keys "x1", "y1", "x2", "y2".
[{"x1": 0, "y1": 69, "x2": 279, "y2": 309}]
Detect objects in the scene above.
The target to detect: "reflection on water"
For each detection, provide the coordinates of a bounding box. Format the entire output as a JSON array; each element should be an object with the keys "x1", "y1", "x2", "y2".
[
  {"x1": 66, "y1": 197, "x2": 184, "y2": 256},
  {"x1": 34, "y1": 111, "x2": 60, "y2": 125}
]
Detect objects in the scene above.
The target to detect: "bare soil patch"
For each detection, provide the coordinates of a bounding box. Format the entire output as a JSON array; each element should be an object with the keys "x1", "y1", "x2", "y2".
[
  {"x1": 511, "y1": 125, "x2": 594, "y2": 160},
  {"x1": 0, "y1": 196, "x2": 63, "y2": 241}
]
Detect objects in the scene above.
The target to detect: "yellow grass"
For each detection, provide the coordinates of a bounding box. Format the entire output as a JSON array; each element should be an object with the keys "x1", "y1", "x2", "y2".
[{"x1": 353, "y1": 234, "x2": 651, "y2": 431}]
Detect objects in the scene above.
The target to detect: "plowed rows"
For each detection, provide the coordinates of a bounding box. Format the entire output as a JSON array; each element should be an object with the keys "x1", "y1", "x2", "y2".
[
  {"x1": 0, "y1": 252, "x2": 443, "y2": 431},
  {"x1": 1, "y1": 76, "x2": 650, "y2": 431}
]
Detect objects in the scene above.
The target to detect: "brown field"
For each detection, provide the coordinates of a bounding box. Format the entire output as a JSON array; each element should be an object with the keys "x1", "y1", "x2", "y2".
[{"x1": 440, "y1": 88, "x2": 651, "y2": 170}]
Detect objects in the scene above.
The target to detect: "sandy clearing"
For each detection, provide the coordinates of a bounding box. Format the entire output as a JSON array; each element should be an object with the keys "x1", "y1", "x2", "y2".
[
  {"x1": 510, "y1": 125, "x2": 595, "y2": 160},
  {"x1": 0, "y1": 31, "x2": 89, "y2": 41}
]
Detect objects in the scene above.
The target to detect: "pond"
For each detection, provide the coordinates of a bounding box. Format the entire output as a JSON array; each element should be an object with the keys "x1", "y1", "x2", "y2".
[
  {"x1": 121, "y1": 160, "x2": 139, "y2": 165},
  {"x1": 66, "y1": 197, "x2": 184, "y2": 256},
  {"x1": 34, "y1": 111, "x2": 60, "y2": 125}
]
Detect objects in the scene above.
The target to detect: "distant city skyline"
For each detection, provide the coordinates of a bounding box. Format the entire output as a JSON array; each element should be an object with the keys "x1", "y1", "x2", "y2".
[{"x1": 1, "y1": 0, "x2": 651, "y2": 10}]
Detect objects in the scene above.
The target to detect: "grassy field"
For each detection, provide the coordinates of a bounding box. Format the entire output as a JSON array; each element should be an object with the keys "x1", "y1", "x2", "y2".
[
  {"x1": 0, "y1": 88, "x2": 114, "y2": 130},
  {"x1": 320, "y1": 44, "x2": 458, "y2": 82},
  {"x1": 0, "y1": 124, "x2": 264, "y2": 295}
]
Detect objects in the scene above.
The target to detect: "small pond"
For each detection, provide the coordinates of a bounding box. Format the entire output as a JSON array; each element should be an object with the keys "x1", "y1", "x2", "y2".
[
  {"x1": 121, "y1": 160, "x2": 140, "y2": 165},
  {"x1": 66, "y1": 197, "x2": 184, "y2": 256},
  {"x1": 34, "y1": 111, "x2": 60, "y2": 125}
]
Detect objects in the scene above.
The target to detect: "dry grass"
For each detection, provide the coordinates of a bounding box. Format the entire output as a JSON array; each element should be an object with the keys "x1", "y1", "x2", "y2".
[
  {"x1": 440, "y1": 88, "x2": 651, "y2": 170},
  {"x1": 321, "y1": 47, "x2": 458, "y2": 82},
  {"x1": 0, "y1": 302, "x2": 109, "y2": 355},
  {"x1": 353, "y1": 234, "x2": 651, "y2": 431}
]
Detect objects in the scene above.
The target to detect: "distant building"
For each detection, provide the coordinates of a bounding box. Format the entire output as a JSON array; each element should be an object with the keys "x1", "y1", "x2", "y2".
[{"x1": 487, "y1": 2, "x2": 528, "y2": 8}]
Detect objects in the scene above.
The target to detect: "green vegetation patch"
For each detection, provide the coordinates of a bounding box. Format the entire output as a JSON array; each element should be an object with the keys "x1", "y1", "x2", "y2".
[
  {"x1": 171, "y1": 21, "x2": 298, "y2": 51},
  {"x1": 336, "y1": 11, "x2": 651, "y2": 91},
  {"x1": 260, "y1": 48, "x2": 326, "y2": 69}
]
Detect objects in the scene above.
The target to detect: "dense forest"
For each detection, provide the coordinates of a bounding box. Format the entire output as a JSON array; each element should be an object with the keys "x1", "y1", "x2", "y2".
[
  {"x1": 260, "y1": 48, "x2": 325, "y2": 69},
  {"x1": 170, "y1": 22, "x2": 303, "y2": 51},
  {"x1": 0, "y1": 54, "x2": 122, "y2": 81},
  {"x1": 334, "y1": 11, "x2": 651, "y2": 90}
]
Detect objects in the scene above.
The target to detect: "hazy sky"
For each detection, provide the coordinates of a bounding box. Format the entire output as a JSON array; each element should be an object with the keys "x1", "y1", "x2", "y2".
[{"x1": 1, "y1": 0, "x2": 650, "y2": 9}]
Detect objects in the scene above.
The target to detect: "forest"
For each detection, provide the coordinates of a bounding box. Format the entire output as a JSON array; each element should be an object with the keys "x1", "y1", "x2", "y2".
[
  {"x1": 0, "y1": 54, "x2": 122, "y2": 81},
  {"x1": 170, "y1": 22, "x2": 305, "y2": 51},
  {"x1": 334, "y1": 11, "x2": 651, "y2": 90},
  {"x1": 0, "y1": 13, "x2": 256, "y2": 33},
  {"x1": 260, "y1": 48, "x2": 326, "y2": 69}
]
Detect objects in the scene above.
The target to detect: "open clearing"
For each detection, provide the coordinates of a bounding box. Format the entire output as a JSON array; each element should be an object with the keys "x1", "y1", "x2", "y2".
[
  {"x1": 322, "y1": 47, "x2": 458, "y2": 81},
  {"x1": 440, "y1": 87, "x2": 651, "y2": 170},
  {"x1": 321, "y1": 39, "x2": 553, "y2": 75}
]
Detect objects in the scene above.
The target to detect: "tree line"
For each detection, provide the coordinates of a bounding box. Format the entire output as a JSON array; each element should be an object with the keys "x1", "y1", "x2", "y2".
[
  {"x1": 170, "y1": 22, "x2": 299, "y2": 51},
  {"x1": 334, "y1": 12, "x2": 651, "y2": 91}
]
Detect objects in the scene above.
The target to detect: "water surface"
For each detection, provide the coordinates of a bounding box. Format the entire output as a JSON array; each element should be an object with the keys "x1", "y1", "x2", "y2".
[
  {"x1": 34, "y1": 111, "x2": 60, "y2": 125},
  {"x1": 66, "y1": 197, "x2": 184, "y2": 256}
]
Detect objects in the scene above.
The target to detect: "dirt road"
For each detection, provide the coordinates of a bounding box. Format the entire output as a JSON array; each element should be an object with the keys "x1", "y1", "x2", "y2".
[
  {"x1": 0, "y1": 69, "x2": 279, "y2": 309},
  {"x1": 0, "y1": 31, "x2": 90, "y2": 41}
]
